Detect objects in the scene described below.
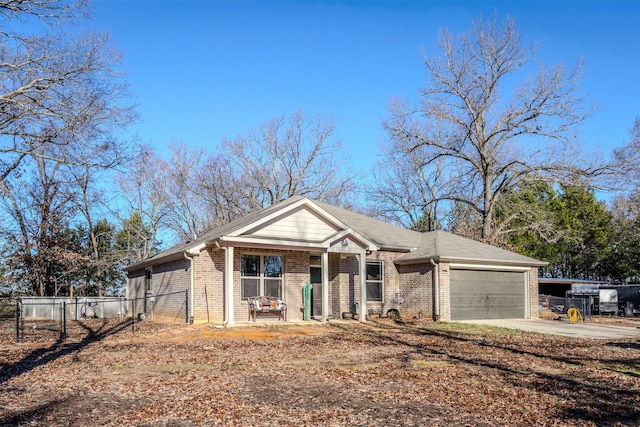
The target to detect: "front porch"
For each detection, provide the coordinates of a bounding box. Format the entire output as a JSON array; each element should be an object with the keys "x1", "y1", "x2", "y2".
[{"x1": 220, "y1": 245, "x2": 372, "y2": 326}]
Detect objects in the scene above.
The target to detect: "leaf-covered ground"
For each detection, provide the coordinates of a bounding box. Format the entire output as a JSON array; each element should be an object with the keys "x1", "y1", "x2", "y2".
[{"x1": 0, "y1": 318, "x2": 639, "y2": 426}]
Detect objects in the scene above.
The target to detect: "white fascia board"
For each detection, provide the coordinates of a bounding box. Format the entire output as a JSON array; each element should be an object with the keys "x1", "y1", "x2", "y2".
[
  {"x1": 449, "y1": 262, "x2": 532, "y2": 272},
  {"x1": 186, "y1": 242, "x2": 206, "y2": 255},
  {"x1": 227, "y1": 198, "x2": 348, "y2": 237},
  {"x1": 219, "y1": 235, "x2": 328, "y2": 250}
]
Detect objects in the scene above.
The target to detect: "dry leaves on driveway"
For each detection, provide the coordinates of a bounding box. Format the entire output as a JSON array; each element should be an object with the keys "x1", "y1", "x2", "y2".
[{"x1": 0, "y1": 319, "x2": 639, "y2": 426}]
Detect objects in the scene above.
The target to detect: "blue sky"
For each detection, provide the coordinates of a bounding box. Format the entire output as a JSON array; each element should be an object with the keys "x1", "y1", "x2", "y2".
[{"x1": 91, "y1": 0, "x2": 640, "y2": 177}]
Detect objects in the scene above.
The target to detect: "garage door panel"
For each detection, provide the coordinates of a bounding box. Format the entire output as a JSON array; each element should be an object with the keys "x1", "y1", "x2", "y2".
[{"x1": 450, "y1": 270, "x2": 525, "y2": 320}]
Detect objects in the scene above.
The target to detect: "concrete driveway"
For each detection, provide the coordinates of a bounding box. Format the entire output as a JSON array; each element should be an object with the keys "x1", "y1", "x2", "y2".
[{"x1": 463, "y1": 318, "x2": 640, "y2": 339}]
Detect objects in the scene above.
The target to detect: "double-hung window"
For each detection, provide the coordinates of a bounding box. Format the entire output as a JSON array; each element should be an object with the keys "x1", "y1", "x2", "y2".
[
  {"x1": 241, "y1": 254, "x2": 283, "y2": 299},
  {"x1": 366, "y1": 261, "x2": 384, "y2": 302}
]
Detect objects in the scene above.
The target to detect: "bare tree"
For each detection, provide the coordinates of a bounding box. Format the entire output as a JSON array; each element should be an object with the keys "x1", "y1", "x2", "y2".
[
  {"x1": 382, "y1": 17, "x2": 610, "y2": 244},
  {"x1": 116, "y1": 149, "x2": 171, "y2": 263},
  {"x1": 0, "y1": 0, "x2": 135, "y2": 183},
  {"x1": 0, "y1": 132, "x2": 134, "y2": 296},
  {"x1": 0, "y1": 152, "x2": 84, "y2": 296},
  {"x1": 223, "y1": 111, "x2": 358, "y2": 211},
  {"x1": 614, "y1": 117, "x2": 640, "y2": 189},
  {"x1": 69, "y1": 160, "x2": 124, "y2": 296},
  {"x1": 163, "y1": 144, "x2": 248, "y2": 240},
  {"x1": 0, "y1": 0, "x2": 86, "y2": 20},
  {"x1": 194, "y1": 152, "x2": 250, "y2": 228},
  {"x1": 0, "y1": 0, "x2": 137, "y2": 294},
  {"x1": 130, "y1": 113, "x2": 359, "y2": 245},
  {"x1": 368, "y1": 138, "x2": 449, "y2": 231}
]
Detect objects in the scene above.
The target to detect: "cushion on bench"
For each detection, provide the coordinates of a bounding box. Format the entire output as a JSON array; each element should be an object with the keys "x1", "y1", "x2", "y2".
[{"x1": 250, "y1": 297, "x2": 284, "y2": 312}]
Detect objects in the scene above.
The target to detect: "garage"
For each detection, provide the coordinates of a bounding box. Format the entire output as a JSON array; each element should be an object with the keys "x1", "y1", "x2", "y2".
[{"x1": 450, "y1": 269, "x2": 526, "y2": 320}]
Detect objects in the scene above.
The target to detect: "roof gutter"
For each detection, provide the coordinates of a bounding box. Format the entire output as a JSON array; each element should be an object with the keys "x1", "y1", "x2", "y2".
[{"x1": 396, "y1": 255, "x2": 547, "y2": 267}]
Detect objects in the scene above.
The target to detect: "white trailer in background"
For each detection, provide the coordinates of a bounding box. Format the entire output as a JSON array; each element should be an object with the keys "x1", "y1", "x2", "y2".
[{"x1": 598, "y1": 289, "x2": 618, "y2": 314}]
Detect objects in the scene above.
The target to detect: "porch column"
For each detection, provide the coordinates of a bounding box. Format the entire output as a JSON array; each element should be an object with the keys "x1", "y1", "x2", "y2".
[
  {"x1": 225, "y1": 246, "x2": 234, "y2": 325},
  {"x1": 359, "y1": 249, "x2": 367, "y2": 322},
  {"x1": 321, "y1": 251, "x2": 329, "y2": 323}
]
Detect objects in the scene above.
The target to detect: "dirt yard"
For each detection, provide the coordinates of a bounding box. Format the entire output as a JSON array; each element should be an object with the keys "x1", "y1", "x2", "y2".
[{"x1": 0, "y1": 317, "x2": 639, "y2": 426}]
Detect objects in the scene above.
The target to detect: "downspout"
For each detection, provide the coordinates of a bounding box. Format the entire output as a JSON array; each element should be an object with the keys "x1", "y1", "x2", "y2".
[
  {"x1": 183, "y1": 252, "x2": 195, "y2": 324},
  {"x1": 430, "y1": 258, "x2": 440, "y2": 321},
  {"x1": 218, "y1": 241, "x2": 229, "y2": 327}
]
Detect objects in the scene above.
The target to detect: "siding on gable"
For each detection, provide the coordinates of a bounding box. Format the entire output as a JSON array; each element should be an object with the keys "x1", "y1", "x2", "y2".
[{"x1": 247, "y1": 207, "x2": 339, "y2": 242}]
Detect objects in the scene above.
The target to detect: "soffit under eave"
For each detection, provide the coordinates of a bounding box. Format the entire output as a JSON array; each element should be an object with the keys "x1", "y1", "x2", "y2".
[
  {"x1": 217, "y1": 235, "x2": 330, "y2": 251},
  {"x1": 215, "y1": 233, "x2": 377, "y2": 253}
]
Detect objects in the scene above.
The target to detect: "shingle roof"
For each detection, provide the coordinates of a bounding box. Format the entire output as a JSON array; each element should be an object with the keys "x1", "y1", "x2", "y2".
[
  {"x1": 314, "y1": 200, "x2": 423, "y2": 251},
  {"x1": 395, "y1": 230, "x2": 547, "y2": 266},
  {"x1": 124, "y1": 196, "x2": 306, "y2": 270},
  {"x1": 125, "y1": 196, "x2": 545, "y2": 271}
]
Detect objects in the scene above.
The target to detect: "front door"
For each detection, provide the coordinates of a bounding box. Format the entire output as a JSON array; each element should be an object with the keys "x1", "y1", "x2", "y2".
[{"x1": 310, "y1": 266, "x2": 322, "y2": 319}]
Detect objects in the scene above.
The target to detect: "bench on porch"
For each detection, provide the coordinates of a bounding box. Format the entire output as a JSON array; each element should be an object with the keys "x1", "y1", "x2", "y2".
[{"x1": 247, "y1": 296, "x2": 287, "y2": 322}]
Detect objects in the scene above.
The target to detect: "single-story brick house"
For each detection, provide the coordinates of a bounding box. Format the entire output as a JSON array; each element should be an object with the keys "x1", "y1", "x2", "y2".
[{"x1": 125, "y1": 196, "x2": 546, "y2": 324}]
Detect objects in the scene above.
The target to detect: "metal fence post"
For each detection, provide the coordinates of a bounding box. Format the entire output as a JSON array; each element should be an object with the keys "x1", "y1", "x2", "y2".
[
  {"x1": 131, "y1": 298, "x2": 135, "y2": 334},
  {"x1": 62, "y1": 302, "x2": 67, "y2": 341},
  {"x1": 15, "y1": 300, "x2": 20, "y2": 343},
  {"x1": 185, "y1": 289, "x2": 189, "y2": 324}
]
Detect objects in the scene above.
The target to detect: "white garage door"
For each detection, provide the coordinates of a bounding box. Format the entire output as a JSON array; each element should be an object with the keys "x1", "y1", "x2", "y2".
[{"x1": 450, "y1": 270, "x2": 526, "y2": 320}]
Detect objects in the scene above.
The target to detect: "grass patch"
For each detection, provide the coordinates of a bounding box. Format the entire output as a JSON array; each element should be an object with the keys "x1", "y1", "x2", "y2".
[
  {"x1": 416, "y1": 321, "x2": 520, "y2": 337},
  {"x1": 593, "y1": 362, "x2": 640, "y2": 378},
  {"x1": 612, "y1": 367, "x2": 640, "y2": 377}
]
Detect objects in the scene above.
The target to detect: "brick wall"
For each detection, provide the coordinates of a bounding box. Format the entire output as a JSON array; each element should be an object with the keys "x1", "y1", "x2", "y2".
[
  {"x1": 231, "y1": 248, "x2": 312, "y2": 323},
  {"x1": 192, "y1": 248, "x2": 225, "y2": 324},
  {"x1": 529, "y1": 267, "x2": 539, "y2": 319},
  {"x1": 331, "y1": 255, "x2": 358, "y2": 318},
  {"x1": 438, "y1": 262, "x2": 451, "y2": 322},
  {"x1": 148, "y1": 258, "x2": 190, "y2": 322},
  {"x1": 125, "y1": 261, "x2": 190, "y2": 323},
  {"x1": 130, "y1": 248, "x2": 540, "y2": 324},
  {"x1": 282, "y1": 250, "x2": 309, "y2": 322},
  {"x1": 398, "y1": 263, "x2": 433, "y2": 319},
  {"x1": 127, "y1": 269, "x2": 146, "y2": 300},
  {"x1": 153, "y1": 258, "x2": 190, "y2": 293},
  {"x1": 327, "y1": 251, "x2": 435, "y2": 321},
  {"x1": 365, "y1": 251, "x2": 400, "y2": 317}
]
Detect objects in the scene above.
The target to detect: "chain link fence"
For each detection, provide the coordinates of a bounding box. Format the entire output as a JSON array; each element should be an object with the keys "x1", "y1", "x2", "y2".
[
  {"x1": 0, "y1": 299, "x2": 17, "y2": 343},
  {"x1": 0, "y1": 290, "x2": 188, "y2": 343},
  {"x1": 539, "y1": 294, "x2": 592, "y2": 320}
]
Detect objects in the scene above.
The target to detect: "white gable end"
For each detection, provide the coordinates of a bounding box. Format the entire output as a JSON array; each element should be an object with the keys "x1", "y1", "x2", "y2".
[{"x1": 246, "y1": 207, "x2": 341, "y2": 241}]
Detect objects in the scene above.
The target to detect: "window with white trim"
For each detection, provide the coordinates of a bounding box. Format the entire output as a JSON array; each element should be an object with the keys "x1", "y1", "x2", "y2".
[
  {"x1": 241, "y1": 254, "x2": 283, "y2": 299},
  {"x1": 366, "y1": 261, "x2": 384, "y2": 302}
]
